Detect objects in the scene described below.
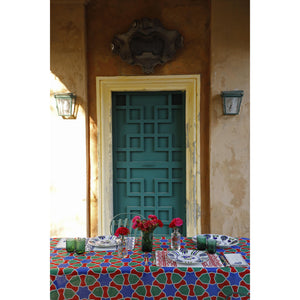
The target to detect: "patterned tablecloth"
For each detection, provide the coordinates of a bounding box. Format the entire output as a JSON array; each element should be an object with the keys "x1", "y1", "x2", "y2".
[{"x1": 50, "y1": 237, "x2": 250, "y2": 300}]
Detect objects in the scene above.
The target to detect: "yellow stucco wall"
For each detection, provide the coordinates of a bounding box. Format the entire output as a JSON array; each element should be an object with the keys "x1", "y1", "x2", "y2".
[
  {"x1": 86, "y1": 0, "x2": 211, "y2": 236},
  {"x1": 210, "y1": 0, "x2": 250, "y2": 238},
  {"x1": 50, "y1": 0, "x2": 88, "y2": 237},
  {"x1": 50, "y1": 0, "x2": 250, "y2": 238}
]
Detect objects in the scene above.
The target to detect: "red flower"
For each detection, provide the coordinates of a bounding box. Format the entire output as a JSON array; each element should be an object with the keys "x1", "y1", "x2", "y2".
[
  {"x1": 148, "y1": 215, "x2": 158, "y2": 220},
  {"x1": 132, "y1": 216, "x2": 141, "y2": 223},
  {"x1": 131, "y1": 215, "x2": 164, "y2": 233},
  {"x1": 132, "y1": 216, "x2": 141, "y2": 229},
  {"x1": 169, "y1": 217, "x2": 183, "y2": 228},
  {"x1": 115, "y1": 226, "x2": 130, "y2": 237}
]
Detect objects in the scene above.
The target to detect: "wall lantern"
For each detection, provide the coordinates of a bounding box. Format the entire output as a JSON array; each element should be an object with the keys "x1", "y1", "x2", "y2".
[
  {"x1": 54, "y1": 93, "x2": 76, "y2": 118},
  {"x1": 221, "y1": 90, "x2": 244, "y2": 115}
]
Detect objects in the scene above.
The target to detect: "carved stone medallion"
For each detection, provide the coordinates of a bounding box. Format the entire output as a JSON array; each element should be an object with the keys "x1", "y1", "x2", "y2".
[{"x1": 111, "y1": 18, "x2": 184, "y2": 74}]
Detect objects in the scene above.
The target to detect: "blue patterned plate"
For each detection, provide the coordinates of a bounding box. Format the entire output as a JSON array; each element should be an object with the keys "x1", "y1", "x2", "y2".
[
  {"x1": 192, "y1": 234, "x2": 239, "y2": 248},
  {"x1": 167, "y1": 249, "x2": 209, "y2": 264},
  {"x1": 88, "y1": 235, "x2": 117, "y2": 247}
]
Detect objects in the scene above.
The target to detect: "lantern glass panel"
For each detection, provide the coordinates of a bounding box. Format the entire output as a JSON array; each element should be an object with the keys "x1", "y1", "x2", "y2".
[
  {"x1": 55, "y1": 97, "x2": 74, "y2": 116},
  {"x1": 224, "y1": 97, "x2": 241, "y2": 115}
]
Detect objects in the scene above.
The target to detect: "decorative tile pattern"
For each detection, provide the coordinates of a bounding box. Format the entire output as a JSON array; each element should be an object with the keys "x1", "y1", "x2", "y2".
[{"x1": 50, "y1": 237, "x2": 250, "y2": 300}]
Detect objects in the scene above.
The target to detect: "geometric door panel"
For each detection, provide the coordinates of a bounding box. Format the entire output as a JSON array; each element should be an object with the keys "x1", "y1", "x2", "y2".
[{"x1": 112, "y1": 91, "x2": 186, "y2": 236}]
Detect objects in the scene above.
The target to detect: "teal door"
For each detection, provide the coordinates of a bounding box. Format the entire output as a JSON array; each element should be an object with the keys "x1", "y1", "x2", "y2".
[{"x1": 112, "y1": 91, "x2": 186, "y2": 235}]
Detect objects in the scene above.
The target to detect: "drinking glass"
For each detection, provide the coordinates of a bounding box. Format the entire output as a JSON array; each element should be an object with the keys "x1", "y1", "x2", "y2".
[
  {"x1": 196, "y1": 235, "x2": 207, "y2": 251},
  {"x1": 207, "y1": 239, "x2": 217, "y2": 254},
  {"x1": 66, "y1": 238, "x2": 75, "y2": 253},
  {"x1": 75, "y1": 238, "x2": 86, "y2": 254}
]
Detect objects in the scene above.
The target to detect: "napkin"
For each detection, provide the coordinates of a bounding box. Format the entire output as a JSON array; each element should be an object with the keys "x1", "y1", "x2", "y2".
[
  {"x1": 155, "y1": 251, "x2": 223, "y2": 268},
  {"x1": 55, "y1": 238, "x2": 67, "y2": 249},
  {"x1": 224, "y1": 253, "x2": 248, "y2": 267}
]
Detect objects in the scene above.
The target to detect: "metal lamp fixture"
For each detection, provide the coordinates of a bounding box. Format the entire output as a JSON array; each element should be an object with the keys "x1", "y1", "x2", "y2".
[
  {"x1": 221, "y1": 90, "x2": 244, "y2": 115},
  {"x1": 54, "y1": 93, "x2": 76, "y2": 117}
]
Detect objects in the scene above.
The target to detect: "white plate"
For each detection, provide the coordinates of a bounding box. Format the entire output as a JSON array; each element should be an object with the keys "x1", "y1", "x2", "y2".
[
  {"x1": 167, "y1": 249, "x2": 209, "y2": 264},
  {"x1": 192, "y1": 234, "x2": 239, "y2": 248},
  {"x1": 88, "y1": 235, "x2": 117, "y2": 247}
]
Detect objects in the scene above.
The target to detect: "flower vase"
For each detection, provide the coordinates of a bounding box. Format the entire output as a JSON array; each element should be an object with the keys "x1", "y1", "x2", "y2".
[
  {"x1": 141, "y1": 231, "x2": 153, "y2": 252},
  {"x1": 170, "y1": 227, "x2": 181, "y2": 250},
  {"x1": 117, "y1": 235, "x2": 128, "y2": 258}
]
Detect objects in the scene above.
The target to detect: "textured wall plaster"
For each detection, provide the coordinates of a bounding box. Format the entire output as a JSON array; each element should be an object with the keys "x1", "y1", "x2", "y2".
[
  {"x1": 86, "y1": 0, "x2": 211, "y2": 236},
  {"x1": 50, "y1": 1, "x2": 88, "y2": 237},
  {"x1": 210, "y1": 0, "x2": 250, "y2": 238},
  {"x1": 50, "y1": 0, "x2": 250, "y2": 238}
]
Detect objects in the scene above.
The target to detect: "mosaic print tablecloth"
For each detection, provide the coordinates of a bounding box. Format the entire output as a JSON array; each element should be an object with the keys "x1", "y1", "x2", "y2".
[{"x1": 50, "y1": 237, "x2": 250, "y2": 300}]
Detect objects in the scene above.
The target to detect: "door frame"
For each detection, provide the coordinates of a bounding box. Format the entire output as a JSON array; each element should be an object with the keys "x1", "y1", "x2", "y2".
[{"x1": 96, "y1": 75, "x2": 201, "y2": 236}]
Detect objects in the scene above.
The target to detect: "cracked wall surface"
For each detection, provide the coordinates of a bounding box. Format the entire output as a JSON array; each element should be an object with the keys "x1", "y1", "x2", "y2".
[
  {"x1": 50, "y1": 0, "x2": 250, "y2": 238},
  {"x1": 210, "y1": 0, "x2": 250, "y2": 238}
]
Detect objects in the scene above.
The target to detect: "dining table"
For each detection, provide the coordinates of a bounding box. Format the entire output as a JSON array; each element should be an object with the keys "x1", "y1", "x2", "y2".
[{"x1": 50, "y1": 236, "x2": 250, "y2": 300}]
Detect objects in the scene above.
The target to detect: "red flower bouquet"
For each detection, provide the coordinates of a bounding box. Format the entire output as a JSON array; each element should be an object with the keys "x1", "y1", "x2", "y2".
[
  {"x1": 115, "y1": 226, "x2": 130, "y2": 237},
  {"x1": 132, "y1": 215, "x2": 163, "y2": 233},
  {"x1": 169, "y1": 217, "x2": 183, "y2": 228}
]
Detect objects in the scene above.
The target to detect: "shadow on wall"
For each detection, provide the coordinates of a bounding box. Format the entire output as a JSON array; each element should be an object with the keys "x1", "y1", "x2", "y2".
[
  {"x1": 211, "y1": 94, "x2": 223, "y2": 119},
  {"x1": 50, "y1": 71, "x2": 69, "y2": 96},
  {"x1": 50, "y1": 71, "x2": 83, "y2": 118}
]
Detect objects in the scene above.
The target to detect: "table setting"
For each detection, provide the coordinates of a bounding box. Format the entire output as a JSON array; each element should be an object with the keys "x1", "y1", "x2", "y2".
[
  {"x1": 50, "y1": 216, "x2": 250, "y2": 299},
  {"x1": 55, "y1": 235, "x2": 136, "y2": 253}
]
